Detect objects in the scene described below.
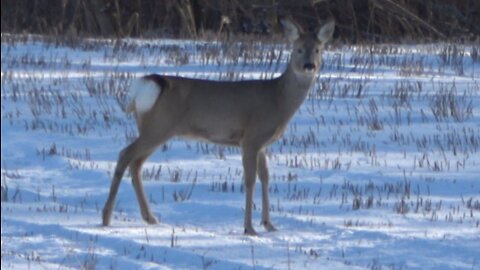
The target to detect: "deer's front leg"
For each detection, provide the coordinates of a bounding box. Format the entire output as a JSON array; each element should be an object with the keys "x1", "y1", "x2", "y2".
[
  {"x1": 257, "y1": 150, "x2": 277, "y2": 232},
  {"x1": 242, "y1": 146, "x2": 259, "y2": 236}
]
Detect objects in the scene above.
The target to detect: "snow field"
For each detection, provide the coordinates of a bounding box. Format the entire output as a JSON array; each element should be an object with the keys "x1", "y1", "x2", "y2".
[{"x1": 1, "y1": 35, "x2": 479, "y2": 269}]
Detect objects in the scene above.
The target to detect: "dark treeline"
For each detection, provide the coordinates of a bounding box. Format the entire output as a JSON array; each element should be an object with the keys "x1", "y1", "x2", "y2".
[{"x1": 1, "y1": 0, "x2": 479, "y2": 42}]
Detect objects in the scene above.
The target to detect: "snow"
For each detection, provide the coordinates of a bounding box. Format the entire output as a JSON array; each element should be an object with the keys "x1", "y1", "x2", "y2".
[{"x1": 1, "y1": 35, "x2": 479, "y2": 269}]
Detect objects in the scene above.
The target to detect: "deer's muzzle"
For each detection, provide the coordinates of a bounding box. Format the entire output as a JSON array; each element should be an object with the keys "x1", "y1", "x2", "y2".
[{"x1": 303, "y1": 63, "x2": 316, "y2": 71}]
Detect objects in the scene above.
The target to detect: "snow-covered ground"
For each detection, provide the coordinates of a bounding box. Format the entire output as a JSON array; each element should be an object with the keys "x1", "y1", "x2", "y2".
[{"x1": 1, "y1": 35, "x2": 479, "y2": 269}]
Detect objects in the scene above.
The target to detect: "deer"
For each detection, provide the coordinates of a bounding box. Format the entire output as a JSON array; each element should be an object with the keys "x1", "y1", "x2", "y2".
[{"x1": 102, "y1": 17, "x2": 335, "y2": 235}]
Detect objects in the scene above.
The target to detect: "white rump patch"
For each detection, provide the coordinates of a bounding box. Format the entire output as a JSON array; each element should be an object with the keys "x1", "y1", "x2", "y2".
[{"x1": 130, "y1": 78, "x2": 161, "y2": 113}]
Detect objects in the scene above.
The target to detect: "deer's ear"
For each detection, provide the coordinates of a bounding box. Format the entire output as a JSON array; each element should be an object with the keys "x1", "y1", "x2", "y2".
[
  {"x1": 281, "y1": 18, "x2": 302, "y2": 42},
  {"x1": 317, "y1": 20, "x2": 335, "y2": 44}
]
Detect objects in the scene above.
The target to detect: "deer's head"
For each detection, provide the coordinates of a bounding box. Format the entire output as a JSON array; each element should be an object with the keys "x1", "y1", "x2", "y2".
[{"x1": 281, "y1": 18, "x2": 335, "y2": 77}]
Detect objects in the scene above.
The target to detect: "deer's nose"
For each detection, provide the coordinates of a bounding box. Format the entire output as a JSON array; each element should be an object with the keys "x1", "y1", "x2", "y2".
[{"x1": 303, "y1": 63, "x2": 316, "y2": 71}]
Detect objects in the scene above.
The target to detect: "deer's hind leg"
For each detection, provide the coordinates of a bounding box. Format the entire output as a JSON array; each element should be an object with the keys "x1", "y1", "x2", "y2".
[
  {"x1": 102, "y1": 131, "x2": 171, "y2": 226},
  {"x1": 130, "y1": 153, "x2": 158, "y2": 224},
  {"x1": 102, "y1": 140, "x2": 144, "y2": 226}
]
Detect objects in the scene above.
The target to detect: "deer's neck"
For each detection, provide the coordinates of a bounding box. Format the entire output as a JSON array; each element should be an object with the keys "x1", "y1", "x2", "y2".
[{"x1": 277, "y1": 64, "x2": 316, "y2": 114}]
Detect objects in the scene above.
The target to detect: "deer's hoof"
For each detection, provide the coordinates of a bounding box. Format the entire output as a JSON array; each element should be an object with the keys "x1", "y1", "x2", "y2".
[
  {"x1": 262, "y1": 220, "x2": 277, "y2": 232},
  {"x1": 144, "y1": 215, "x2": 159, "y2": 225},
  {"x1": 102, "y1": 208, "x2": 111, "y2": 226},
  {"x1": 244, "y1": 227, "x2": 258, "y2": 236}
]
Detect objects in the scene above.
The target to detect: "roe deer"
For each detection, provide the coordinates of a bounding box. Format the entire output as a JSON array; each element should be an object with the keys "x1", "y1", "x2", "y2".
[{"x1": 102, "y1": 18, "x2": 335, "y2": 235}]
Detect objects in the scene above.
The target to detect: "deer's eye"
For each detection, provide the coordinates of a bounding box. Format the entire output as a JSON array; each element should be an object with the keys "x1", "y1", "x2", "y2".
[
  {"x1": 297, "y1": 49, "x2": 303, "y2": 54},
  {"x1": 315, "y1": 48, "x2": 320, "y2": 53}
]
